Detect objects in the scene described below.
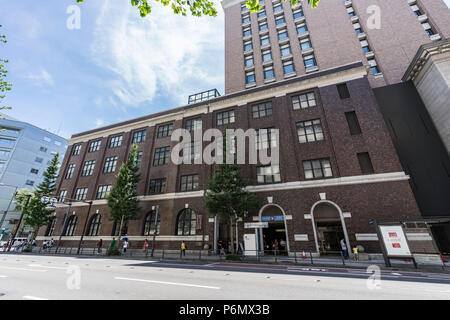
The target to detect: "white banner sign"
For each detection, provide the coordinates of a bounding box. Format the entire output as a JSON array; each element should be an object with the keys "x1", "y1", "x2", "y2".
[
  {"x1": 244, "y1": 222, "x2": 268, "y2": 229},
  {"x1": 379, "y1": 225, "x2": 411, "y2": 257}
]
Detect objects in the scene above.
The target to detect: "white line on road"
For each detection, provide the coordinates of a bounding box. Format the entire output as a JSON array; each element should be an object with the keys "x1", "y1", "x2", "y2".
[
  {"x1": 23, "y1": 296, "x2": 48, "y2": 300},
  {"x1": 28, "y1": 264, "x2": 68, "y2": 270},
  {"x1": 0, "y1": 266, "x2": 47, "y2": 273},
  {"x1": 114, "y1": 277, "x2": 221, "y2": 290},
  {"x1": 0, "y1": 275, "x2": 7, "y2": 278}
]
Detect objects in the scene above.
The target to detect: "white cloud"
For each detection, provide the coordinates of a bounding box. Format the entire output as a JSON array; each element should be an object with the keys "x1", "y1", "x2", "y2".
[
  {"x1": 445, "y1": 0, "x2": 450, "y2": 9},
  {"x1": 95, "y1": 118, "x2": 105, "y2": 127},
  {"x1": 24, "y1": 68, "x2": 54, "y2": 87},
  {"x1": 90, "y1": 0, "x2": 224, "y2": 109}
]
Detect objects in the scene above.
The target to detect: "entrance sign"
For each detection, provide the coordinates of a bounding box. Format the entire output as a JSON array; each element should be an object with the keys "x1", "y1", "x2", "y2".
[
  {"x1": 244, "y1": 234, "x2": 257, "y2": 256},
  {"x1": 261, "y1": 216, "x2": 284, "y2": 222},
  {"x1": 244, "y1": 222, "x2": 268, "y2": 229},
  {"x1": 379, "y1": 225, "x2": 411, "y2": 257}
]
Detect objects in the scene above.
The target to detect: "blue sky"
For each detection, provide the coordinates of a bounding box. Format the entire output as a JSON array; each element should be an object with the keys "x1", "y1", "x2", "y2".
[{"x1": 2, "y1": 0, "x2": 224, "y2": 139}]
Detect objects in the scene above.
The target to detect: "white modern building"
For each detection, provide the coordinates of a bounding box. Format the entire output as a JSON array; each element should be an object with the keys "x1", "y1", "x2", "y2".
[{"x1": 0, "y1": 117, "x2": 67, "y2": 240}]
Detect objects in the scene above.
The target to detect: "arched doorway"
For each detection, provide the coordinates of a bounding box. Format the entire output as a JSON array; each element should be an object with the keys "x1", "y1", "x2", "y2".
[
  {"x1": 258, "y1": 204, "x2": 290, "y2": 254},
  {"x1": 311, "y1": 200, "x2": 350, "y2": 255}
]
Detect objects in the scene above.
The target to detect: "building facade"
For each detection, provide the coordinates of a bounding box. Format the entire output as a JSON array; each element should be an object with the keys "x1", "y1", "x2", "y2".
[
  {"x1": 224, "y1": 0, "x2": 450, "y2": 93},
  {"x1": 0, "y1": 117, "x2": 67, "y2": 240},
  {"x1": 36, "y1": 63, "x2": 423, "y2": 254}
]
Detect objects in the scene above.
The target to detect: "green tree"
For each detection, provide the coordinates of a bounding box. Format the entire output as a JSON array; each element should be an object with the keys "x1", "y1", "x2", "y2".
[
  {"x1": 204, "y1": 136, "x2": 258, "y2": 254},
  {"x1": 0, "y1": 25, "x2": 12, "y2": 117},
  {"x1": 76, "y1": 0, "x2": 320, "y2": 18},
  {"x1": 14, "y1": 153, "x2": 60, "y2": 240},
  {"x1": 107, "y1": 143, "x2": 141, "y2": 245}
]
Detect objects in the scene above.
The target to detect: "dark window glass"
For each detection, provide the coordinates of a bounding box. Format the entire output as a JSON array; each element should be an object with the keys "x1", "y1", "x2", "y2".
[
  {"x1": 87, "y1": 214, "x2": 102, "y2": 236},
  {"x1": 96, "y1": 185, "x2": 111, "y2": 199},
  {"x1": 257, "y1": 165, "x2": 281, "y2": 184},
  {"x1": 157, "y1": 124, "x2": 173, "y2": 138},
  {"x1": 64, "y1": 216, "x2": 78, "y2": 236},
  {"x1": 296, "y1": 119, "x2": 324, "y2": 143},
  {"x1": 345, "y1": 111, "x2": 362, "y2": 135},
  {"x1": 303, "y1": 158, "x2": 333, "y2": 179},
  {"x1": 176, "y1": 208, "x2": 196, "y2": 235},
  {"x1": 103, "y1": 156, "x2": 118, "y2": 173},
  {"x1": 292, "y1": 92, "x2": 316, "y2": 110},
  {"x1": 109, "y1": 136, "x2": 123, "y2": 148},
  {"x1": 185, "y1": 118, "x2": 202, "y2": 131},
  {"x1": 74, "y1": 188, "x2": 88, "y2": 200},
  {"x1": 143, "y1": 211, "x2": 160, "y2": 236},
  {"x1": 65, "y1": 164, "x2": 75, "y2": 179},
  {"x1": 217, "y1": 110, "x2": 235, "y2": 126},
  {"x1": 252, "y1": 101, "x2": 272, "y2": 118},
  {"x1": 337, "y1": 83, "x2": 350, "y2": 99},
  {"x1": 45, "y1": 217, "x2": 56, "y2": 237},
  {"x1": 88, "y1": 140, "x2": 101, "y2": 152},
  {"x1": 132, "y1": 130, "x2": 146, "y2": 143},
  {"x1": 81, "y1": 160, "x2": 96, "y2": 176},
  {"x1": 72, "y1": 144, "x2": 82, "y2": 155},
  {"x1": 357, "y1": 152, "x2": 375, "y2": 174},
  {"x1": 180, "y1": 174, "x2": 199, "y2": 192},
  {"x1": 153, "y1": 146, "x2": 170, "y2": 166},
  {"x1": 149, "y1": 178, "x2": 166, "y2": 194}
]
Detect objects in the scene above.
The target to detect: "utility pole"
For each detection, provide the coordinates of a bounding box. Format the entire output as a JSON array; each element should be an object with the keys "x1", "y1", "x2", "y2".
[
  {"x1": 151, "y1": 205, "x2": 159, "y2": 257},
  {"x1": 77, "y1": 201, "x2": 93, "y2": 255}
]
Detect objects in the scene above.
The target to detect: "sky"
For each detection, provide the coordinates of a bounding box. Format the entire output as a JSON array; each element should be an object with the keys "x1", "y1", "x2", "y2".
[{"x1": 1, "y1": 0, "x2": 224, "y2": 139}]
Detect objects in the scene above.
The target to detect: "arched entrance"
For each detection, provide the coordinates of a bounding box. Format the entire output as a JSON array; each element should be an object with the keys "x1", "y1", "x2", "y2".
[
  {"x1": 258, "y1": 204, "x2": 290, "y2": 254},
  {"x1": 311, "y1": 200, "x2": 350, "y2": 255}
]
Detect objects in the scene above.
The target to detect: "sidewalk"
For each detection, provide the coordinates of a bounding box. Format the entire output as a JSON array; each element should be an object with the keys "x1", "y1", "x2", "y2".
[{"x1": 2, "y1": 246, "x2": 449, "y2": 272}]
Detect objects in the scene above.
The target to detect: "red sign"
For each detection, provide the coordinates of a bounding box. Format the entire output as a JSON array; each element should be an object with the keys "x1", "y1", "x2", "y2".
[{"x1": 392, "y1": 243, "x2": 401, "y2": 248}]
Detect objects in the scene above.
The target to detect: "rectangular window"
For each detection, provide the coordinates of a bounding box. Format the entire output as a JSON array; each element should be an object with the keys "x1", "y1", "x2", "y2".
[
  {"x1": 217, "y1": 110, "x2": 235, "y2": 126},
  {"x1": 88, "y1": 140, "x2": 101, "y2": 152},
  {"x1": 103, "y1": 156, "x2": 118, "y2": 173},
  {"x1": 263, "y1": 65, "x2": 275, "y2": 80},
  {"x1": 275, "y1": 15, "x2": 285, "y2": 25},
  {"x1": 185, "y1": 118, "x2": 202, "y2": 132},
  {"x1": 246, "y1": 71, "x2": 255, "y2": 84},
  {"x1": 109, "y1": 135, "x2": 123, "y2": 148},
  {"x1": 244, "y1": 40, "x2": 253, "y2": 52},
  {"x1": 296, "y1": 22, "x2": 308, "y2": 34},
  {"x1": 136, "y1": 151, "x2": 143, "y2": 168},
  {"x1": 257, "y1": 165, "x2": 281, "y2": 184},
  {"x1": 277, "y1": 28, "x2": 288, "y2": 40},
  {"x1": 337, "y1": 83, "x2": 350, "y2": 99},
  {"x1": 59, "y1": 190, "x2": 67, "y2": 202},
  {"x1": 280, "y1": 43, "x2": 291, "y2": 57},
  {"x1": 293, "y1": 8, "x2": 304, "y2": 19},
  {"x1": 149, "y1": 178, "x2": 166, "y2": 194},
  {"x1": 180, "y1": 174, "x2": 199, "y2": 192},
  {"x1": 357, "y1": 152, "x2": 374, "y2": 174},
  {"x1": 256, "y1": 128, "x2": 277, "y2": 150},
  {"x1": 65, "y1": 164, "x2": 75, "y2": 179},
  {"x1": 292, "y1": 92, "x2": 316, "y2": 110},
  {"x1": 153, "y1": 146, "x2": 171, "y2": 166},
  {"x1": 283, "y1": 60, "x2": 295, "y2": 74},
  {"x1": 96, "y1": 185, "x2": 111, "y2": 199},
  {"x1": 157, "y1": 123, "x2": 173, "y2": 138},
  {"x1": 245, "y1": 55, "x2": 254, "y2": 67},
  {"x1": 296, "y1": 119, "x2": 324, "y2": 143},
  {"x1": 72, "y1": 144, "x2": 82, "y2": 155},
  {"x1": 259, "y1": 22, "x2": 268, "y2": 31},
  {"x1": 257, "y1": 10, "x2": 266, "y2": 18},
  {"x1": 183, "y1": 141, "x2": 202, "y2": 163},
  {"x1": 132, "y1": 130, "x2": 147, "y2": 143},
  {"x1": 81, "y1": 160, "x2": 96, "y2": 176},
  {"x1": 303, "y1": 54, "x2": 317, "y2": 68},
  {"x1": 303, "y1": 158, "x2": 333, "y2": 179},
  {"x1": 25, "y1": 180, "x2": 34, "y2": 186},
  {"x1": 252, "y1": 101, "x2": 273, "y2": 118},
  {"x1": 262, "y1": 49, "x2": 272, "y2": 62},
  {"x1": 35, "y1": 157, "x2": 43, "y2": 163},
  {"x1": 260, "y1": 35, "x2": 270, "y2": 47},
  {"x1": 300, "y1": 38, "x2": 312, "y2": 50},
  {"x1": 345, "y1": 111, "x2": 362, "y2": 135},
  {"x1": 273, "y1": 3, "x2": 282, "y2": 12},
  {"x1": 242, "y1": 14, "x2": 250, "y2": 24},
  {"x1": 40, "y1": 146, "x2": 47, "y2": 152},
  {"x1": 243, "y1": 26, "x2": 251, "y2": 37},
  {"x1": 30, "y1": 168, "x2": 39, "y2": 174},
  {"x1": 74, "y1": 188, "x2": 88, "y2": 201}
]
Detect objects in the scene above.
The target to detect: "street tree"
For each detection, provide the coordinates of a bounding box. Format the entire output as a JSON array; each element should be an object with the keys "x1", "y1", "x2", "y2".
[
  {"x1": 14, "y1": 153, "x2": 60, "y2": 240},
  {"x1": 0, "y1": 25, "x2": 12, "y2": 117},
  {"x1": 76, "y1": 0, "x2": 320, "y2": 18},
  {"x1": 107, "y1": 143, "x2": 141, "y2": 247},
  {"x1": 204, "y1": 135, "x2": 258, "y2": 254}
]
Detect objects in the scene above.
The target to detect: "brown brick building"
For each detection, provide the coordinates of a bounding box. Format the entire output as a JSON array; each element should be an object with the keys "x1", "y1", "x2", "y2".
[
  {"x1": 35, "y1": 0, "x2": 450, "y2": 255},
  {"x1": 224, "y1": 0, "x2": 450, "y2": 93}
]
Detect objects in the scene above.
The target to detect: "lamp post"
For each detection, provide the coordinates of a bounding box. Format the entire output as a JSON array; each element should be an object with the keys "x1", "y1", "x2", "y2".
[
  {"x1": 0, "y1": 183, "x2": 19, "y2": 234},
  {"x1": 7, "y1": 192, "x2": 31, "y2": 252},
  {"x1": 77, "y1": 200, "x2": 93, "y2": 255},
  {"x1": 151, "y1": 205, "x2": 159, "y2": 257}
]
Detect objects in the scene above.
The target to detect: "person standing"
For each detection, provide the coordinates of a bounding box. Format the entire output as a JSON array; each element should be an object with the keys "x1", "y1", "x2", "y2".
[
  {"x1": 143, "y1": 239, "x2": 149, "y2": 255},
  {"x1": 353, "y1": 246, "x2": 359, "y2": 261},
  {"x1": 340, "y1": 239, "x2": 348, "y2": 259},
  {"x1": 122, "y1": 239, "x2": 129, "y2": 253},
  {"x1": 273, "y1": 239, "x2": 279, "y2": 255},
  {"x1": 96, "y1": 239, "x2": 103, "y2": 255},
  {"x1": 109, "y1": 237, "x2": 117, "y2": 253},
  {"x1": 181, "y1": 241, "x2": 186, "y2": 257}
]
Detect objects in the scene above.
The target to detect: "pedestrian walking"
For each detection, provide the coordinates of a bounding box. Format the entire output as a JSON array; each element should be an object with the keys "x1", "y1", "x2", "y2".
[
  {"x1": 96, "y1": 239, "x2": 103, "y2": 255},
  {"x1": 109, "y1": 237, "x2": 117, "y2": 253},
  {"x1": 353, "y1": 246, "x2": 359, "y2": 261},
  {"x1": 143, "y1": 239, "x2": 149, "y2": 255},
  {"x1": 122, "y1": 239, "x2": 129, "y2": 253},
  {"x1": 181, "y1": 241, "x2": 186, "y2": 257},
  {"x1": 273, "y1": 239, "x2": 279, "y2": 255},
  {"x1": 50, "y1": 238, "x2": 54, "y2": 248},
  {"x1": 340, "y1": 239, "x2": 348, "y2": 259}
]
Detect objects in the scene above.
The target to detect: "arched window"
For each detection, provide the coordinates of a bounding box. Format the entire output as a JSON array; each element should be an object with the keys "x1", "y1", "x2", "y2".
[
  {"x1": 143, "y1": 211, "x2": 160, "y2": 236},
  {"x1": 86, "y1": 214, "x2": 102, "y2": 236},
  {"x1": 45, "y1": 217, "x2": 56, "y2": 236},
  {"x1": 176, "y1": 208, "x2": 196, "y2": 235},
  {"x1": 64, "y1": 215, "x2": 78, "y2": 236}
]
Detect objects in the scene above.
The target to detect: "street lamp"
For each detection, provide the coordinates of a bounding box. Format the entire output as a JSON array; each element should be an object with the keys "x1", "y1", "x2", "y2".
[
  {"x1": 0, "y1": 183, "x2": 19, "y2": 234},
  {"x1": 151, "y1": 205, "x2": 159, "y2": 257}
]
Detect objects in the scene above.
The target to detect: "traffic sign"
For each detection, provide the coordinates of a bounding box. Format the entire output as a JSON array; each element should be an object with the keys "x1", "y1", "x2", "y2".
[{"x1": 244, "y1": 222, "x2": 269, "y2": 229}]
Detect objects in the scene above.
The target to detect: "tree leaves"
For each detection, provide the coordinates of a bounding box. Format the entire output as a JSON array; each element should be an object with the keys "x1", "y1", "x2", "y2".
[
  {"x1": 0, "y1": 25, "x2": 12, "y2": 116},
  {"x1": 76, "y1": 0, "x2": 320, "y2": 18}
]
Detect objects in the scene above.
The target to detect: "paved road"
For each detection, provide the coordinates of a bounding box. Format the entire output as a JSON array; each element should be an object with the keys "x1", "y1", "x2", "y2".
[{"x1": 0, "y1": 254, "x2": 449, "y2": 300}]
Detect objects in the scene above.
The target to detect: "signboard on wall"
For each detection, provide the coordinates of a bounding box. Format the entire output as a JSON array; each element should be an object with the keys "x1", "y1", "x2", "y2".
[{"x1": 379, "y1": 225, "x2": 412, "y2": 257}]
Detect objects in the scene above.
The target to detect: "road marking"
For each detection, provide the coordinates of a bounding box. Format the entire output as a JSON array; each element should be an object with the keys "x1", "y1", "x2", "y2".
[
  {"x1": 23, "y1": 296, "x2": 48, "y2": 300},
  {"x1": 114, "y1": 277, "x2": 221, "y2": 290},
  {"x1": 0, "y1": 266, "x2": 47, "y2": 273},
  {"x1": 28, "y1": 264, "x2": 67, "y2": 270},
  {"x1": 0, "y1": 275, "x2": 7, "y2": 278}
]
